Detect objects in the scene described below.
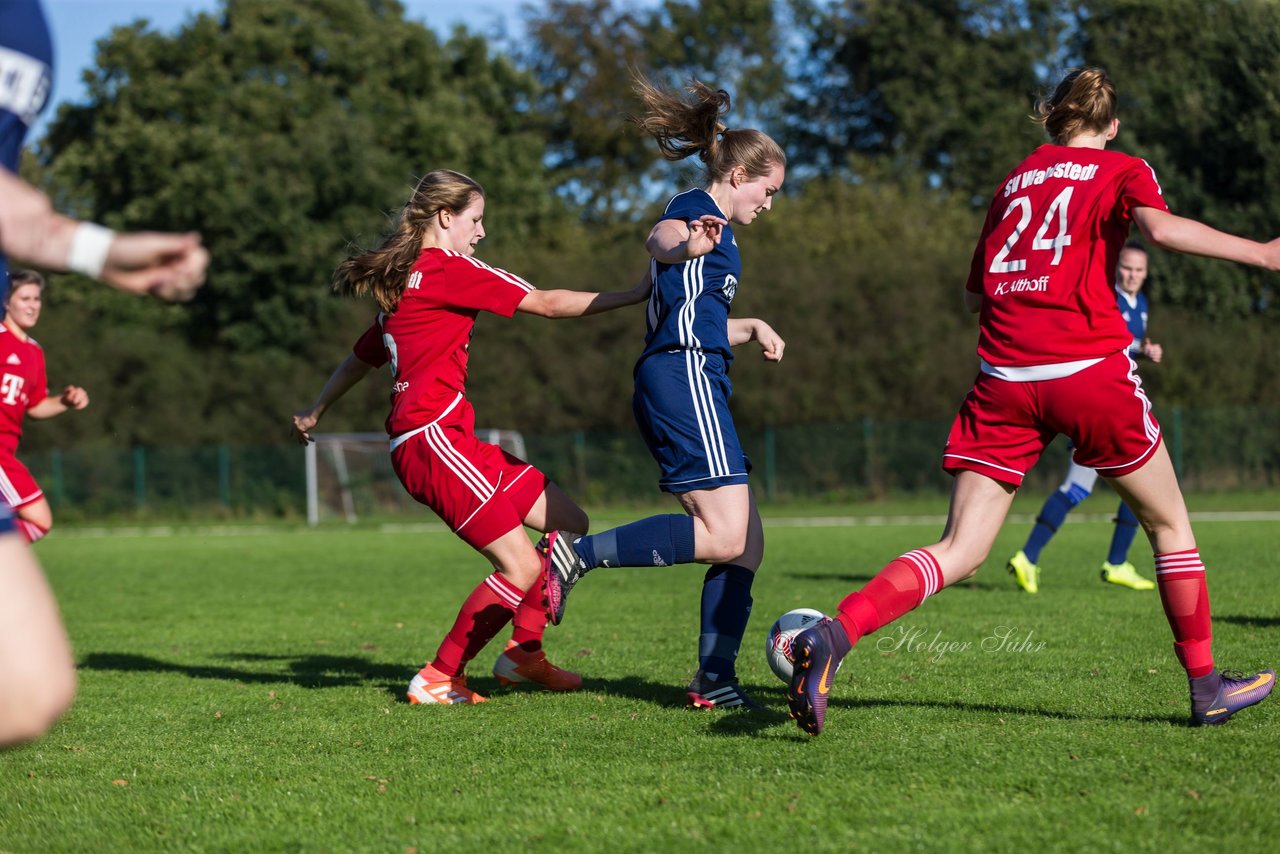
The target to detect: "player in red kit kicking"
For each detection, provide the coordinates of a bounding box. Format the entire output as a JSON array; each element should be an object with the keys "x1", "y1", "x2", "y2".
[
  {"x1": 293, "y1": 169, "x2": 653, "y2": 706},
  {"x1": 0, "y1": 271, "x2": 90, "y2": 544},
  {"x1": 786, "y1": 67, "x2": 1280, "y2": 735}
]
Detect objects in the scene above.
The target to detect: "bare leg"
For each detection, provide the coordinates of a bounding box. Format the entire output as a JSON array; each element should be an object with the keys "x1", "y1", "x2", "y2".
[
  {"x1": 930, "y1": 471, "x2": 1020, "y2": 585},
  {"x1": 678, "y1": 483, "x2": 755, "y2": 567},
  {"x1": 0, "y1": 533, "x2": 76, "y2": 746},
  {"x1": 1102, "y1": 443, "x2": 1194, "y2": 554}
]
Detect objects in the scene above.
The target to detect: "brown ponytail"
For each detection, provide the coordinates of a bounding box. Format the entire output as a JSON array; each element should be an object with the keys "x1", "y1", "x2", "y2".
[
  {"x1": 1034, "y1": 67, "x2": 1118, "y2": 145},
  {"x1": 334, "y1": 169, "x2": 484, "y2": 313},
  {"x1": 629, "y1": 73, "x2": 785, "y2": 183}
]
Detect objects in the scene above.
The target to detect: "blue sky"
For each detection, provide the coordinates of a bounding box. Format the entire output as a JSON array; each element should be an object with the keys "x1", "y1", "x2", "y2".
[{"x1": 36, "y1": 0, "x2": 533, "y2": 138}]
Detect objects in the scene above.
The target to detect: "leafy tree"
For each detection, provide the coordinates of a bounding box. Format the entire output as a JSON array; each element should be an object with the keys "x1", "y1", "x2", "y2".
[
  {"x1": 521, "y1": 0, "x2": 791, "y2": 221},
  {"x1": 1067, "y1": 0, "x2": 1280, "y2": 317},
  {"x1": 784, "y1": 0, "x2": 1065, "y2": 201},
  {"x1": 38, "y1": 0, "x2": 556, "y2": 358}
]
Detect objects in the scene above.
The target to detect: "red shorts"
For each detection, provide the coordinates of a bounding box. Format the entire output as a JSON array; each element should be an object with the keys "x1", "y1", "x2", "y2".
[
  {"x1": 0, "y1": 455, "x2": 43, "y2": 509},
  {"x1": 942, "y1": 351, "x2": 1161, "y2": 487},
  {"x1": 390, "y1": 411, "x2": 549, "y2": 551}
]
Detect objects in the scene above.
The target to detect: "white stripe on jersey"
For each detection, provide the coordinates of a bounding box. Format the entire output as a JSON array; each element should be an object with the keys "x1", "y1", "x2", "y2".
[
  {"x1": 1140, "y1": 159, "x2": 1164, "y2": 197},
  {"x1": 678, "y1": 256, "x2": 705, "y2": 349},
  {"x1": 645, "y1": 257, "x2": 661, "y2": 331},
  {"x1": 440, "y1": 249, "x2": 534, "y2": 292}
]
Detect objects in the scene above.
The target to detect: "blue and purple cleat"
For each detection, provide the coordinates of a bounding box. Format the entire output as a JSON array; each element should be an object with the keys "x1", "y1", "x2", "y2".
[
  {"x1": 787, "y1": 618, "x2": 852, "y2": 736},
  {"x1": 1190, "y1": 669, "x2": 1275, "y2": 726}
]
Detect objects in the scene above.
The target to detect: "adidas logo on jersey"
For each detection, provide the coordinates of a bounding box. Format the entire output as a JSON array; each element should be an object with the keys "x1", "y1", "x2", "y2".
[
  {"x1": 651, "y1": 550, "x2": 668, "y2": 567},
  {"x1": 5, "y1": 354, "x2": 19, "y2": 365}
]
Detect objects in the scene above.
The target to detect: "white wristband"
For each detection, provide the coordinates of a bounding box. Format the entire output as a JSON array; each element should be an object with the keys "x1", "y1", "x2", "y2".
[{"x1": 66, "y1": 222, "x2": 116, "y2": 279}]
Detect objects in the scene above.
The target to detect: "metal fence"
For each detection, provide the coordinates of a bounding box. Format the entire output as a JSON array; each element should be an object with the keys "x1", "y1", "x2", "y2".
[{"x1": 18, "y1": 405, "x2": 1280, "y2": 522}]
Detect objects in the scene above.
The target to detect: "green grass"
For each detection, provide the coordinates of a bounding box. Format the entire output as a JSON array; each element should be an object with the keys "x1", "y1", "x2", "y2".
[{"x1": 2, "y1": 503, "x2": 1278, "y2": 851}]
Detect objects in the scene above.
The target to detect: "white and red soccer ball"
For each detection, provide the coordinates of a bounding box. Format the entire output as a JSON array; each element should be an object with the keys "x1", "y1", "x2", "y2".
[{"x1": 765, "y1": 608, "x2": 829, "y2": 683}]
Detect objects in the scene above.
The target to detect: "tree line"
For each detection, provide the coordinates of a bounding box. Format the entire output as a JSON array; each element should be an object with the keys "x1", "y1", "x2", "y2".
[{"x1": 19, "y1": 0, "x2": 1280, "y2": 453}]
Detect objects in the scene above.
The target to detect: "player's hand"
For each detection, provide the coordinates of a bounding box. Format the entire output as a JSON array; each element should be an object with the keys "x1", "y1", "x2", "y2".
[
  {"x1": 755, "y1": 321, "x2": 785, "y2": 362},
  {"x1": 684, "y1": 215, "x2": 727, "y2": 259},
  {"x1": 1141, "y1": 339, "x2": 1163, "y2": 363},
  {"x1": 59, "y1": 385, "x2": 89, "y2": 410},
  {"x1": 291, "y1": 410, "x2": 320, "y2": 445},
  {"x1": 101, "y1": 232, "x2": 209, "y2": 302}
]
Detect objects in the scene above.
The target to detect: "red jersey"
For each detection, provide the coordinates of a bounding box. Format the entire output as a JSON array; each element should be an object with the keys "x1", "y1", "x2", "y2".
[
  {"x1": 965, "y1": 145, "x2": 1168, "y2": 370},
  {"x1": 0, "y1": 325, "x2": 47, "y2": 457},
  {"x1": 352, "y1": 248, "x2": 533, "y2": 437}
]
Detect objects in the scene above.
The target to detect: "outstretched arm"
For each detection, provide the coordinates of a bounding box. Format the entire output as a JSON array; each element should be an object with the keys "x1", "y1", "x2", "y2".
[
  {"x1": 0, "y1": 168, "x2": 209, "y2": 302},
  {"x1": 291, "y1": 354, "x2": 376, "y2": 444},
  {"x1": 1132, "y1": 207, "x2": 1280, "y2": 271},
  {"x1": 516, "y1": 266, "x2": 653, "y2": 319},
  {"x1": 728, "y1": 318, "x2": 785, "y2": 362},
  {"x1": 646, "y1": 215, "x2": 728, "y2": 263},
  {"x1": 26, "y1": 386, "x2": 89, "y2": 420}
]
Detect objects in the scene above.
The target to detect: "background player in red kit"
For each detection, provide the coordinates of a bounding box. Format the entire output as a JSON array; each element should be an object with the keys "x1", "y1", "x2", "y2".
[
  {"x1": 1, "y1": 270, "x2": 90, "y2": 543},
  {"x1": 292, "y1": 168, "x2": 653, "y2": 706},
  {"x1": 785, "y1": 67, "x2": 1280, "y2": 735}
]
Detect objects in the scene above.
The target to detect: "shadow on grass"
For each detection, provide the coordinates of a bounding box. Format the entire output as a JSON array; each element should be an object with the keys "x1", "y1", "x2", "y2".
[
  {"x1": 78, "y1": 651, "x2": 410, "y2": 693},
  {"x1": 1217, "y1": 614, "x2": 1280, "y2": 629},
  {"x1": 701, "y1": 681, "x2": 1192, "y2": 738}
]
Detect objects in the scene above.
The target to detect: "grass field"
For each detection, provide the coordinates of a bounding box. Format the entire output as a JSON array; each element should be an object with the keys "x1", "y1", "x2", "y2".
[{"x1": 2, "y1": 498, "x2": 1278, "y2": 851}]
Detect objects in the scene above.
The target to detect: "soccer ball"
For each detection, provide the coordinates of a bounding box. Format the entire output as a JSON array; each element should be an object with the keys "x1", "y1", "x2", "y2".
[{"x1": 765, "y1": 608, "x2": 829, "y2": 683}]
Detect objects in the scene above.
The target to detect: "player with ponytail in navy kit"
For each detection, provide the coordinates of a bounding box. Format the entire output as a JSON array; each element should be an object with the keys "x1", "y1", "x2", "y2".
[{"x1": 543, "y1": 75, "x2": 786, "y2": 710}]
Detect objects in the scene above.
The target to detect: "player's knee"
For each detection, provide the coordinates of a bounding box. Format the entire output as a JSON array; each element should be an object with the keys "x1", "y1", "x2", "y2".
[
  {"x1": 498, "y1": 550, "x2": 542, "y2": 592},
  {"x1": 702, "y1": 529, "x2": 749, "y2": 565}
]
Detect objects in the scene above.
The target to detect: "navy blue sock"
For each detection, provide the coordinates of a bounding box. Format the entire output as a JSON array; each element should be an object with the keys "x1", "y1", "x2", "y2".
[
  {"x1": 1023, "y1": 489, "x2": 1077, "y2": 563},
  {"x1": 1107, "y1": 501, "x2": 1141, "y2": 564},
  {"x1": 573, "y1": 514, "x2": 696, "y2": 570},
  {"x1": 698, "y1": 565, "x2": 755, "y2": 682}
]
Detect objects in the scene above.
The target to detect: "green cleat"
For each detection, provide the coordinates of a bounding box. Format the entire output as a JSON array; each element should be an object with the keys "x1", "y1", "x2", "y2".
[
  {"x1": 1100, "y1": 560, "x2": 1155, "y2": 591},
  {"x1": 1007, "y1": 550, "x2": 1040, "y2": 594}
]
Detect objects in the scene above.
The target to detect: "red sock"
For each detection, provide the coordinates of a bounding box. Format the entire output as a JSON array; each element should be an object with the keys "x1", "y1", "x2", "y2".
[
  {"x1": 510, "y1": 575, "x2": 548, "y2": 652},
  {"x1": 835, "y1": 549, "x2": 944, "y2": 642},
  {"x1": 19, "y1": 519, "x2": 48, "y2": 544},
  {"x1": 430, "y1": 573, "x2": 524, "y2": 676},
  {"x1": 1154, "y1": 549, "x2": 1214, "y2": 677}
]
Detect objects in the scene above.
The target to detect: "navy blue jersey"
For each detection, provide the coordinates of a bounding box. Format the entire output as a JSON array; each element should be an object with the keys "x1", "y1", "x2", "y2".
[
  {"x1": 638, "y1": 189, "x2": 741, "y2": 366},
  {"x1": 0, "y1": 0, "x2": 54, "y2": 301},
  {"x1": 1115, "y1": 287, "x2": 1149, "y2": 357}
]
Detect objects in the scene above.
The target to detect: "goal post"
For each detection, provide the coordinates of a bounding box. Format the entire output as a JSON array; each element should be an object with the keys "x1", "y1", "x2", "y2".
[{"x1": 304, "y1": 430, "x2": 528, "y2": 526}]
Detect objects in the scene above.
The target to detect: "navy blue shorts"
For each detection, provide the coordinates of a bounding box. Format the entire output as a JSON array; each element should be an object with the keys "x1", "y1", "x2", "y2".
[
  {"x1": 633, "y1": 350, "x2": 750, "y2": 494},
  {"x1": 0, "y1": 503, "x2": 15, "y2": 535}
]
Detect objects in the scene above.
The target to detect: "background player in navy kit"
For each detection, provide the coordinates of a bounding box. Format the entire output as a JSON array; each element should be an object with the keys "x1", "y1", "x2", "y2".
[
  {"x1": 544, "y1": 76, "x2": 786, "y2": 710},
  {"x1": 0, "y1": 270, "x2": 91, "y2": 544},
  {"x1": 1007, "y1": 243, "x2": 1163, "y2": 593},
  {"x1": 1, "y1": 0, "x2": 208, "y2": 747}
]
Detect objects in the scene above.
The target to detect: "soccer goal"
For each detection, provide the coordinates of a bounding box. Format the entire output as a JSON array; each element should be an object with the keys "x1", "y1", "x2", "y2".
[{"x1": 304, "y1": 430, "x2": 528, "y2": 526}]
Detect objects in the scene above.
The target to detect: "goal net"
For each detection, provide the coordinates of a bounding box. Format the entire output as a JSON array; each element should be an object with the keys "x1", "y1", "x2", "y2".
[{"x1": 304, "y1": 430, "x2": 528, "y2": 526}]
